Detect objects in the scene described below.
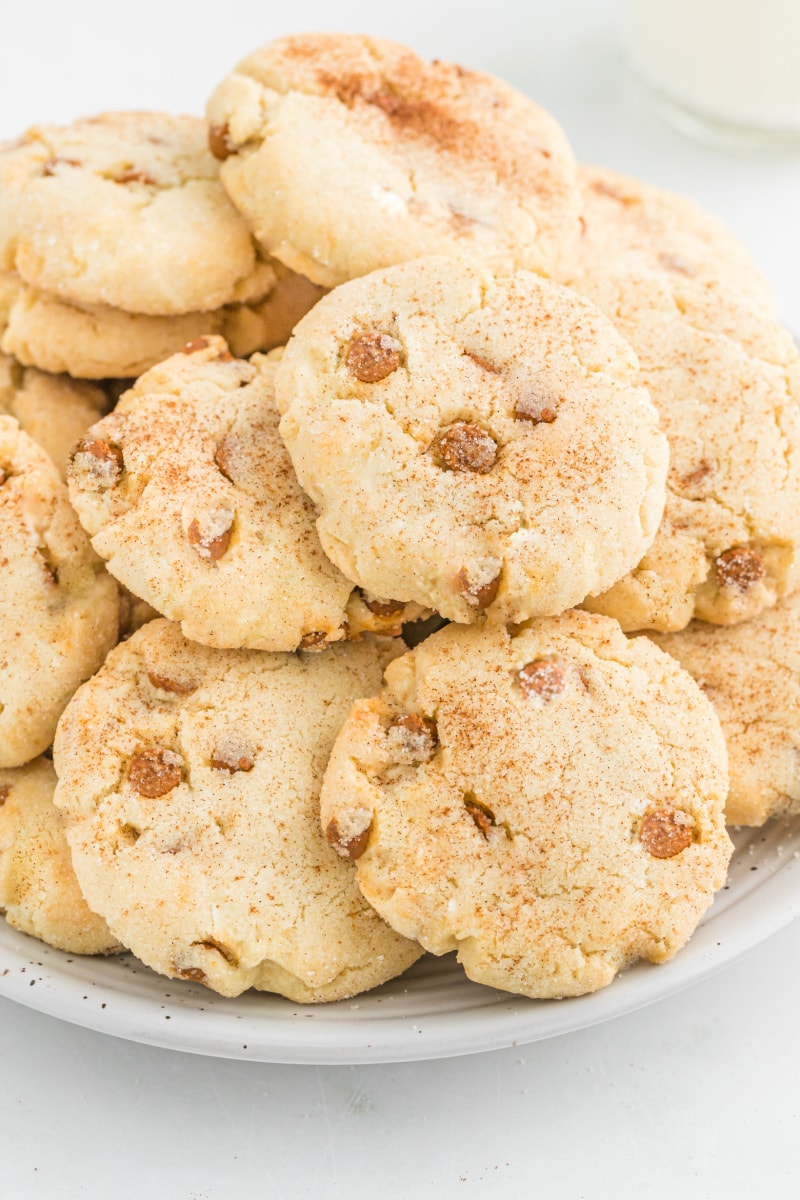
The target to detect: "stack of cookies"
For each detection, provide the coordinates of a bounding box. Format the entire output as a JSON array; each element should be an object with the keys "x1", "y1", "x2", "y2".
[{"x1": 1, "y1": 33, "x2": 798, "y2": 1004}]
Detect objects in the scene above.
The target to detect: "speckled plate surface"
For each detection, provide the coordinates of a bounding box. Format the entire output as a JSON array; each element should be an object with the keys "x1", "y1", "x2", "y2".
[{"x1": 1, "y1": 822, "x2": 798, "y2": 1063}]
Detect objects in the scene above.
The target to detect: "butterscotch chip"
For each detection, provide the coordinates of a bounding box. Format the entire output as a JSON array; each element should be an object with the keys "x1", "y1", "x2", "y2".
[
  {"x1": 571, "y1": 165, "x2": 800, "y2": 632},
  {"x1": 0, "y1": 757, "x2": 119, "y2": 955},
  {"x1": 207, "y1": 33, "x2": 581, "y2": 287},
  {"x1": 0, "y1": 418, "x2": 118, "y2": 768},
  {"x1": 345, "y1": 332, "x2": 402, "y2": 382},
  {"x1": 320, "y1": 613, "x2": 731, "y2": 1000},
  {"x1": 276, "y1": 257, "x2": 667, "y2": 625},
  {"x1": 646, "y1": 591, "x2": 800, "y2": 826},
  {"x1": 66, "y1": 339, "x2": 424, "y2": 652},
  {"x1": 437, "y1": 423, "x2": 497, "y2": 473},
  {"x1": 518, "y1": 659, "x2": 567, "y2": 701},
  {"x1": 128, "y1": 747, "x2": 182, "y2": 798},
  {"x1": 0, "y1": 112, "x2": 270, "y2": 315},
  {"x1": 639, "y1": 809, "x2": 693, "y2": 859},
  {"x1": 53, "y1": 620, "x2": 420, "y2": 1000},
  {"x1": 715, "y1": 547, "x2": 765, "y2": 592}
]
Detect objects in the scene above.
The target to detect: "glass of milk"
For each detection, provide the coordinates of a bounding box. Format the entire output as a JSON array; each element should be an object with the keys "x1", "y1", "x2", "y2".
[{"x1": 623, "y1": 0, "x2": 800, "y2": 147}]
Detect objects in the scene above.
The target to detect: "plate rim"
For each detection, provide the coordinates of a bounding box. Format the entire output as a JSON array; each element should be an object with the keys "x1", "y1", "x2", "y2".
[{"x1": 1, "y1": 827, "x2": 799, "y2": 1064}]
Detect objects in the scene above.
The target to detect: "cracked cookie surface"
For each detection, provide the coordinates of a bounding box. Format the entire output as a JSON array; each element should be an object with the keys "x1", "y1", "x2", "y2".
[
  {"x1": 276, "y1": 256, "x2": 668, "y2": 624},
  {"x1": 53, "y1": 620, "x2": 421, "y2": 1000},
  {"x1": 67, "y1": 336, "x2": 424, "y2": 651},
  {"x1": 646, "y1": 592, "x2": 800, "y2": 826},
  {"x1": 0, "y1": 417, "x2": 118, "y2": 767},
  {"x1": 320, "y1": 611, "x2": 731, "y2": 999},
  {"x1": 206, "y1": 32, "x2": 581, "y2": 286},
  {"x1": 0, "y1": 757, "x2": 119, "y2": 954},
  {"x1": 0, "y1": 113, "x2": 273, "y2": 315}
]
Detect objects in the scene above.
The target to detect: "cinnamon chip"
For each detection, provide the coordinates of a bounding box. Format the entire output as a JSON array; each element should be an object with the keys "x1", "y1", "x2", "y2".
[
  {"x1": 128, "y1": 747, "x2": 182, "y2": 798},
  {"x1": 325, "y1": 816, "x2": 371, "y2": 861},
  {"x1": 639, "y1": 809, "x2": 693, "y2": 859},
  {"x1": 208, "y1": 123, "x2": 234, "y2": 161},
  {"x1": 715, "y1": 547, "x2": 765, "y2": 592},
  {"x1": 518, "y1": 660, "x2": 567, "y2": 702},
  {"x1": 387, "y1": 714, "x2": 438, "y2": 762},
  {"x1": 69, "y1": 439, "x2": 124, "y2": 490},
  {"x1": 437, "y1": 422, "x2": 497, "y2": 473},
  {"x1": 345, "y1": 331, "x2": 402, "y2": 382},
  {"x1": 456, "y1": 565, "x2": 501, "y2": 609},
  {"x1": 464, "y1": 795, "x2": 496, "y2": 839},
  {"x1": 146, "y1": 670, "x2": 196, "y2": 695},
  {"x1": 186, "y1": 511, "x2": 233, "y2": 562}
]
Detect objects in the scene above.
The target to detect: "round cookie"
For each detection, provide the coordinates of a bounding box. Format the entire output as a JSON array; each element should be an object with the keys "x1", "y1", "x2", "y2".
[
  {"x1": 0, "y1": 113, "x2": 274, "y2": 315},
  {"x1": 574, "y1": 166, "x2": 777, "y2": 320},
  {"x1": 0, "y1": 417, "x2": 118, "y2": 768},
  {"x1": 646, "y1": 593, "x2": 800, "y2": 826},
  {"x1": 53, "y1": 620, "x2": 422, "y2": 1000},
  {"x1": 0, "y1": 757, "x2": 119, "y2": 954},
  {"x1": 574, "y1": 268, "x2": 800, "y2": 630},
  {"x1": 0, "y1": 267, "x2": 325, "y2": 380},
  {"x1": 0, "y1": 352, "x2": 106, "y2": 477},
  {"x1": 320, "y1": 612, "x2": 732, "y2": 1000},
  {"x1": 206, "y1": 33, "x2": 581, "y2": 287},
  {"x1": 67, "y1": 336, "x2": 425, "y2": 651},
  {"x1": 275, "y1": 256, "x2": 668, "y2": 625}
]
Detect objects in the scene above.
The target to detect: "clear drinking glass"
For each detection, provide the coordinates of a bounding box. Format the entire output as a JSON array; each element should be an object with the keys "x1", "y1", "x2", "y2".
[{"x1": 623, "y1": 0, "x2": 800, "y2": 148}]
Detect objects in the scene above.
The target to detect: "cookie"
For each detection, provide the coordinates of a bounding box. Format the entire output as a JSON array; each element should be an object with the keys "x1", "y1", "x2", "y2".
[
  {"x1": 320, "y1": 612, "x2": 732, "y2": 1000},
  {"x1": 574, "y1": 269, "x2": 800, "y2": 630},
  {"x1": 0, "y1": 757, "x2": 119, "y2": 954},
  {"x1": 67, "y1": 337, "x2": 425, "y2": 651},
  {"x1": 574, "y1": 166, "x2": 776, "y2": 319},
  {"x1": 0, "y1": 113, "x2": 274, "y2": 315},
  {"x1": 0, "y1": 417, "x2": 118, "y2": 768},
  {"x1": 207, "y1": 33, "x2": 581, "y2": 287},
  {"x1": 0, "y1": 267, "x2": 325, "y2": 380},
  {"x1": 275, "y1": 256, "x2": 668, "y2": 625},
  {"x1": 53, "y1": 620, "x2": 422, "y2": 1000},
  {"x1": 646, "y1": 593, "x2": 800, "y2": 826},
  {"x1": 0, "y1": 352, "x2": 106, "y2": 477}
]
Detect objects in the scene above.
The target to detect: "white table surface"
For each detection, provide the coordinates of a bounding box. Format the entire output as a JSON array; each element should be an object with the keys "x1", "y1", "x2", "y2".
[{"x1": 2, "y1": 2, "x2": 799, "y2": 1196}]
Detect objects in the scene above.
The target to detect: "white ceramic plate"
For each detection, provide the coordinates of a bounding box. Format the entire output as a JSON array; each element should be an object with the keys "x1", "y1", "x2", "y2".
[{"x1": 1, "y1": 820, "x2": 799, "y2": 1063}]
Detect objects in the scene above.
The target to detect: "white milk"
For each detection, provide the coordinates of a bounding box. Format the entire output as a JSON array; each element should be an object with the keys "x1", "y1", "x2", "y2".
[{"x1": 624, "y1": 0, "x2": 800, "y2": 140}]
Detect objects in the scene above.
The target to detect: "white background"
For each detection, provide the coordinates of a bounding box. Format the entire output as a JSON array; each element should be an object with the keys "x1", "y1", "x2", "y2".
[{"x1": 2, "y1": 1, "x2": 800, "y2": 1196}]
